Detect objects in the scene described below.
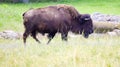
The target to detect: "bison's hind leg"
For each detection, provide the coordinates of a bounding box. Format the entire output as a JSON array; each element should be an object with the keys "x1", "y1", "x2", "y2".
[
  {"x1": 47, "y1": 32, "x2": 56, "y2": 44},
  {"x1": 31, "y1": 31, "x2": 41, "y2": 43},
  {"x1": 23, "y1": 30, "x2": 31, "y2": 46}
]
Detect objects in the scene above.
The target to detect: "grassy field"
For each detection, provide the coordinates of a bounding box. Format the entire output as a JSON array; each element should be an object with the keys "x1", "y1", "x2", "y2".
[
  {"x1": 0, "y1": 35, "x2": 120, "y2": 67},
  {"x1": 0, "y1": 1, "x2": 120, "y2": 67},
  {"x1": 0, "y1": 1, "x2": 120, "y2": 31}
]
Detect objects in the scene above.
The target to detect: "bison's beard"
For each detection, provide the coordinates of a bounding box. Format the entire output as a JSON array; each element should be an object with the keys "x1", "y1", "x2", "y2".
[
  {"x1": 71, "y1": 25, "x2": 93, "y2": 38},
  {"x1": 83, "y1": 29, "x2": 93, "y2": 38},
  {"x1": 80, "y1": 20, "x2": 93, "y2": 38}
]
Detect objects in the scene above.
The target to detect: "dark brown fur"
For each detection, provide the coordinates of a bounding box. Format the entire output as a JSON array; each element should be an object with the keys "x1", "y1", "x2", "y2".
[
  {"x1": 56, "y1": 4, "x2": 79, "y2": 19},
  {"x1": 23, "y1": 6, "x2": 70, "y2": 44},
  {"x1": 23, "y1": 5, "x2": 93, "y2": 45},
  {"x1": 71, "y1": 14, "x2": 93, "y2": 38}
]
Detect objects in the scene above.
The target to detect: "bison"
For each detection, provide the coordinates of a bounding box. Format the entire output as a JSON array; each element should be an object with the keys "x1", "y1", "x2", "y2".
[{"x1": 23, "y1": 4, "x2": 93, "y2": 45}]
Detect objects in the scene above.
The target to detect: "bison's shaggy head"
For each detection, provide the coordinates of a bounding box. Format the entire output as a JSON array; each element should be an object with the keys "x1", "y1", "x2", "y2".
[
  {"x1": 71, "y1": 14, "x2": 93, "y2": 38},
  {"x1": 56, "y1": 4, "x2": 94, "y2": 38},
  {"x1": 78, "y1": 14, "x2": 93, "y2": 38}
]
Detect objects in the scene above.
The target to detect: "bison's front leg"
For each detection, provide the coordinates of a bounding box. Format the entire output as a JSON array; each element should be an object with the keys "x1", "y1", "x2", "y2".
[
  {"x1": 61, "y1": 33, "x2": 68, "y2": 41},
  {"x1": 47, "y1": 32, "x2": 56, "y2": 44},
  {"x1": 61, "y1": 28, "x2": 68, "y2": 41},
  {"x1": 60, "y1": 23, "x2": 69, "y2": 41}
]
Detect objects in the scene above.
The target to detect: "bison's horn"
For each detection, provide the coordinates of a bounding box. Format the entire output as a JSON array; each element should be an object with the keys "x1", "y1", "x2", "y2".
[{"x1": 84, "y1": 18, "x2": 90, "y2": 20}]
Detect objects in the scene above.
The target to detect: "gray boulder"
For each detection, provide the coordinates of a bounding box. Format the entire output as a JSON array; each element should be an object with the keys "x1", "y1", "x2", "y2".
[
  {"x1": 0, "y1": 30, "x2": 22, "y2": 39},
  {"x1": 107, "y1": 29, "x2": 120, "y2": 36},
  {"x1": 91, "y1": 12, "x2": 120, "y2": 23}
]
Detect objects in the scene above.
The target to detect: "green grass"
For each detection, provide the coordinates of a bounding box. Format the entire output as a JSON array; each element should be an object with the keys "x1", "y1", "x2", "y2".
[
  {"x1": 0, "y1": 35, "x2": 120, "y2": 67},
  {"x1": 0, "y1": 1, "x2": 120, "y2": 67},
  {"x1": 0, "y1": 1, "x2": 120, "y2": 31}
]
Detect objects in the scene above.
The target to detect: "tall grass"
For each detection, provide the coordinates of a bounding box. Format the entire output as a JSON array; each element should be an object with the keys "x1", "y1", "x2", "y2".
[
  {"x1": 0, "y1": 35, "x2": 120, "y2": 67},
  {"x1": 0, "y1": 1, "x2": 120, "y2": 67}
]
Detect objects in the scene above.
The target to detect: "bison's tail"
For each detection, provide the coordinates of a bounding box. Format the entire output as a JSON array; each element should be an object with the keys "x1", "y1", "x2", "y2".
[
  {"x1": 22, "y1": 12, "x2": 27, "y2": 22},
  {"x1": 23, "y1": 8, "x2": 33, "y2": 17},
  {"x1": 22, "y1": 12, "x2": 26, "y2": 16}
]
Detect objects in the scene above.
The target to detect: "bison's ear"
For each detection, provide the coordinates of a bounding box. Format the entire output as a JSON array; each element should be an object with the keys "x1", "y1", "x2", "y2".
[{"x1": 22, "y1": 12, "x2": 25, "y2": 16}]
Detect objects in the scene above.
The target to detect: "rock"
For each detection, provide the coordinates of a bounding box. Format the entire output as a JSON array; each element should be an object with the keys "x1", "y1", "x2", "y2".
[
  {"x1": 112, "y1": 29, "x2": 120, "y2": 36},
  {"x1": 0, "y1": 30, "x2": 22, "y2": 39},
  {"x1": 107, "y1": 29, "x2": 120, "y2": 36},
  {"x1": 93, "y1": 21, "x2": 119, "y2": 33},
  {"x1": 91, "y1": 12, "x2": 120, "y2": 23},
  {"x1": 91, "y1": 12, "x2": 120, "y2": 33},
  {"x1": 107, "y1": 31, "x2": 117, "y2": 36}
]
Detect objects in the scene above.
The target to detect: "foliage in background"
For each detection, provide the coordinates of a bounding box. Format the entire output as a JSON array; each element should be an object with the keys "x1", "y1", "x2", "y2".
[
  {"x1": 0, "y1": 0, "x2": 120, "y2": 3},
  {"x1": 0, "y1": 1, "x2": 120, "y2": 32},
  {"x1": 0, "y1": 1, "x2": 120, "y2": 66}
]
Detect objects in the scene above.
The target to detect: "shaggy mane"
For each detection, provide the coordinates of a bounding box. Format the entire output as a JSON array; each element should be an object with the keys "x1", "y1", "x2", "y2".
[{"x1": 56, "y1": 4, "x2": 80, "y2": 19}]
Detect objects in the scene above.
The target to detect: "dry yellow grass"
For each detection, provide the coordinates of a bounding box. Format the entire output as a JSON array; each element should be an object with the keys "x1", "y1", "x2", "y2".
[
  {"x1": 93, "y1": 22, "x2": 120, "y2": 33},
  {"x1": 0, "y1": 1, "x2": 120, "y2": 67},
  {"x1": 0, "y1": 34, "x2": 120, "y2": 67}
]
